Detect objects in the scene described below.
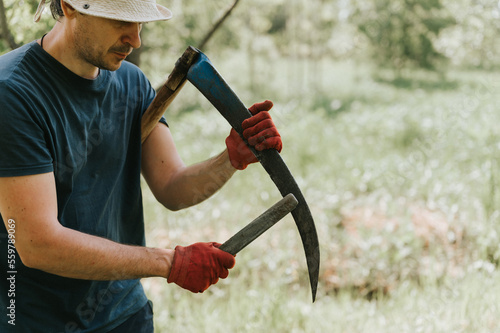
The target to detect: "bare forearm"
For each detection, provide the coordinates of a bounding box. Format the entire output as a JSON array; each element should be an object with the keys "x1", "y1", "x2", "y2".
[
  {"x1": 156, "y1": 150, "x2": 237, "y2": 210},
  {"x1": 0, "y1": 173, "x2": 174, "y2": 281},
  {"x1": 21, "y1": 225, "x2": 174, "y2": 280}
]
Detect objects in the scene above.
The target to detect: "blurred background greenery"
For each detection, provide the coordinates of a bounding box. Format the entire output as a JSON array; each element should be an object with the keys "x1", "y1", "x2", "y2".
[{"x1": 2, "y1": 0, "x2": 500, "y2": 331}]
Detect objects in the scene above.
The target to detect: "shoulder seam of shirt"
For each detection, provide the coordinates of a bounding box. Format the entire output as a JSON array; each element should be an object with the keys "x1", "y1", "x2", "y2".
[{"x1": 0, "y1": 42, "x2": 36, "y2": 84}]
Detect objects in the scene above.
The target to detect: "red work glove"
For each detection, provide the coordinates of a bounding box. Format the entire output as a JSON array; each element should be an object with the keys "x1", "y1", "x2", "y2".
[
  {"x1": 225, "y1": 100, "x2": 283, "y2": 170},
  {"x1": 167, "y1": 242, "x2": 236, "y2": 293}
]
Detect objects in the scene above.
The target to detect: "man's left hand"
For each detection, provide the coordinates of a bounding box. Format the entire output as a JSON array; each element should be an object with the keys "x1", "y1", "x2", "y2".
[{"x1": 225, "y1": 100, "x2": 283, "y2": 170}]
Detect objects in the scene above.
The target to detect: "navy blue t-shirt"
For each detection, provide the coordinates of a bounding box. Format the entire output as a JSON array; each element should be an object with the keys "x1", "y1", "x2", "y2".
[{"x1": 0, "y1": 41, "x2": 158, "y2": 332}]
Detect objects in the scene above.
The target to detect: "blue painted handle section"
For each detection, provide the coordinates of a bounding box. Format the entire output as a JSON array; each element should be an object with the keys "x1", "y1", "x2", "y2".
[{"x1": 187, "y1": 51, "x2": 252, "y2": 135}]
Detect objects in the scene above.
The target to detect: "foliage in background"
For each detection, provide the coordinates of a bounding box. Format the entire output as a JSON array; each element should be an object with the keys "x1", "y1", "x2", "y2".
[
  {"x1": 0, "y1": 0, "x2": 52, "y2": 50},
  {"x1": 436, "y1": 0, "x2": 500, "y2": 70},
  {"x1": 2, "y1": 0, "x2": 500, "y2": 72},
  {"x1": 350, "y1": 0, "x2": 456, "y2": 71}
]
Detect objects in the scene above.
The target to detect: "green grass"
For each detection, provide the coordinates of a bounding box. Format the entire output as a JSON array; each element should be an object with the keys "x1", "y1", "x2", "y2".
[{"x1": 140, "y1": 58, "x2": 500, "y2": 332}]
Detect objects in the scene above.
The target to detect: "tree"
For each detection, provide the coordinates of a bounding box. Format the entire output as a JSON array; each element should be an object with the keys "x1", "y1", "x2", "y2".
[
  {"x1": 0, "y1": 0, "x2": 19, "y2": 50},
  {"x1": 435, "y1": 0, "x2": 500, "y2": 70},
  {"x1": 350, "y1": 0, "x2": 456, "y2": 71},
  {"x1": 197, "y1": 0, "x2": 240, "y2": 50},
  {"x1": 128, "y1": 0, "x2": 241, "y2": 68},
  {"x1": 0, "y1": 0, "x2": 53, "y2": 55}
]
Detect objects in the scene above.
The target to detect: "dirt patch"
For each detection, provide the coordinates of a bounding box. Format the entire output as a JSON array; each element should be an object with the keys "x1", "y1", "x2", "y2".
[{"x1": 322, "y1": 200, "x2": 466, "y2": 297}]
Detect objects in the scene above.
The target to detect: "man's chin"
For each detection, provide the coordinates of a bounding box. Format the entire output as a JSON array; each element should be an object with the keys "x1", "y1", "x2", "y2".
[{"x1": 100, "y1": 60, "x2": 124, "y2": 72}]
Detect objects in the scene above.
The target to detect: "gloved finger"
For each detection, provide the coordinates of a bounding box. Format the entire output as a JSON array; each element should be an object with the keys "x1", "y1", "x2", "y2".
[
  {"x1": 248, "y1": 100, "x2": 273, "y2": 115},
  {"x1": 245, "y1": 124, "x2": 279, "y2": 145},
  {"x1": 243, "y1": 119, "x2": 276, "y2": 140},
  {"x1": 219, "y1": 250, "x2": 236, "y2": 269},
  {"x1": 242, "y1": 111, "x2": 272, "y2": 131},
  {"x1": 197, "y1": 284, "x2": 210, "y2": 293},
  {"x1": 213, "y1": 242, "x2": 236, "y2": 268},
  {"x1": 255, "y1": 136, "x2": 283, "y2": 152},
  {"x1": 219, "y1": 267, "x2": 229, "y2": 279}
]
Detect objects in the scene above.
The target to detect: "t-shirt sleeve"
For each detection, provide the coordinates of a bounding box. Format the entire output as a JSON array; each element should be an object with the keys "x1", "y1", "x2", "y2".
[
  {"x1": 159, "y1": 116, "x2": 168, "y2": 127},
  {"x1": 0, "y1": 83, "x2": 53, "y2": 177}
]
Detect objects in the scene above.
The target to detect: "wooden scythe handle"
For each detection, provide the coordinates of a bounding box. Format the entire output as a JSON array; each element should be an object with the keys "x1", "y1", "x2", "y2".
[
  {"x1": 140, "y1": 46, "x2": 200, "y2": 143},
  {"x1": 219, "y1": 194, "x2": 298, "y2": 256}
]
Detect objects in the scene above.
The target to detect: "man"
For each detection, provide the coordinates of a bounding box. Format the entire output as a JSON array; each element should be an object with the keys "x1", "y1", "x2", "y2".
[{"x1": 0, "y1": 0, "x2": 283, "y2": 331}]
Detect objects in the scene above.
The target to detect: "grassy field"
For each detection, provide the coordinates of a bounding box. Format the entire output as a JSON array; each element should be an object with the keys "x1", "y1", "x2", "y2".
[{"x1": 140, "y1": 57, "x2": 500, "y2": 332}]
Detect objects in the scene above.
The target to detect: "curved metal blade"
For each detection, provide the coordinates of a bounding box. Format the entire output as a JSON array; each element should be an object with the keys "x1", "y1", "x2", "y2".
[{"x1": 186, "y1": 48, "x2": 320, "y2": 302}]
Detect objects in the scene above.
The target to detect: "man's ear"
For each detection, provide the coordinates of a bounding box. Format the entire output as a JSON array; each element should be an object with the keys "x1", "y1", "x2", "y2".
[{"x1": 60, "y1": 0, "x2": 77, "y2": 19}]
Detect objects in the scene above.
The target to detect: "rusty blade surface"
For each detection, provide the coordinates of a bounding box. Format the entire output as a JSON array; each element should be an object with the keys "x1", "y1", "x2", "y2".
[{"x1": 186, "y1": 49, "x2": 320, "y2": 302}]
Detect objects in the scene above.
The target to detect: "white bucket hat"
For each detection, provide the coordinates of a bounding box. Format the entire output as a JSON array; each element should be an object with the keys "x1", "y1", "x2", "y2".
[{"x1": 34, "y1": 0, "x2": 173, "y2": 23}]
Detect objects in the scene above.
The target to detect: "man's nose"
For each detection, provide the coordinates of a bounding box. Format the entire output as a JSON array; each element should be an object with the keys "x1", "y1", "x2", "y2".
[{"x1": 121, "y1": 22, "x2": 142, "y2": 49}]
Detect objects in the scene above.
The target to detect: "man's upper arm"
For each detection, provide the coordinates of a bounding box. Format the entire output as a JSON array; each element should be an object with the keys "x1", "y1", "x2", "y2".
[
  {"x1": 0, "y1": 172, "x2": 59, "y2": 264},
  {"x1": 141, "y1": 123, "x2": 185, "y2": 194}
]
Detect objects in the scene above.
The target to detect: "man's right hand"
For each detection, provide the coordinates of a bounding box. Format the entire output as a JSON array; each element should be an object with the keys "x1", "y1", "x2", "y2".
[{"x1": 167, "y1": 242, "x2": 236, "y2": 293}]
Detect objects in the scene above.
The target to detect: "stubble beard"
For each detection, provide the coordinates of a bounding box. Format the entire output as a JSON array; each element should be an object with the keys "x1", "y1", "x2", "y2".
[{"x1": 73, "y1": 27, "x2": 129, "y2": 72}]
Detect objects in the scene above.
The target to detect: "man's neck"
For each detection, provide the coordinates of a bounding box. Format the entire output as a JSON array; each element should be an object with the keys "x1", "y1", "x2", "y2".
[{"x1": 38, "y1": 23, "x2": 100, "y2": 80}]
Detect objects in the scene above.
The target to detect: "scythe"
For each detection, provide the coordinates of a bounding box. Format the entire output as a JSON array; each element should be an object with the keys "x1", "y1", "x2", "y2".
[{"x1": 141, "y1": 46, "x2": 320, "y2": 302}]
